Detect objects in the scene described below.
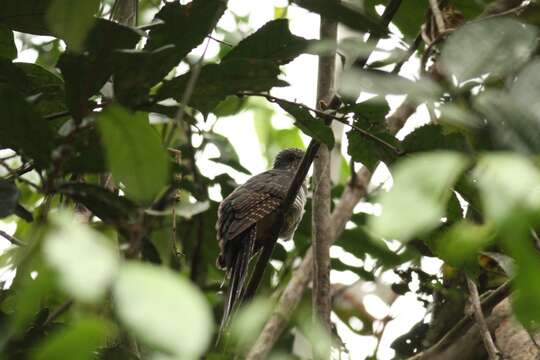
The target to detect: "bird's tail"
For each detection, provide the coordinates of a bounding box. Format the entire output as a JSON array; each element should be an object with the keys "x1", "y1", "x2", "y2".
[{"x1": 219, "y1": 226, "x2": 256, "y2": 336}]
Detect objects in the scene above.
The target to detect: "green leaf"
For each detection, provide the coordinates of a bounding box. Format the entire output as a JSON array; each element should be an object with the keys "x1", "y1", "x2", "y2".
[
  {"x1": 402, "y1": 124, "x2": 468, "y2": 153},
  {"x1": 339, "y1": 69, "x2": 442, "y2": 103},
  {"x1": 435, "y1": 221, "x2": 494, "y2": 269},
  {"x1": 0, "y1": 180, "x2": 19, "y2": 218},
  {"x1": 276, "y1": 100, "x2": 334, "y2": 147},
  {"x1": 142, "y1": 0, "x2": 226, "y2": 86},
  {"x1": 294, "y1": 0, "x2": 385, "y2": 36},
  {"x1": 223, "y1": 19, "x2": 309, "y2": 64},
  {"x1": 441, "y1": 18, "x2": 537, "y2": 84},
  {"x1": 0, "y1": 25, "x2": 16, "y2": 60},
  {"x1": 204, "y1": 132, "x2": 251, "y2": 174},
  {"x1": 113, "y1": 263, "x2": 214, "y2": 359},
  {"x1": 229, "y1": 298, "x2": 273, "y2": 350},
  {"x1": 0, "y1": 84, "x2": 56, "y2": 168},
  {"x1": 46, "y1": 0, "x2": 99, "y2": 52},
  {"x1": 369, "y1": 152, "x2": 469, "y2": 241},
  {"x1": 31, "y1": 317, "x2": 113, "y2": 360},
  {"x1": 0, "y1": 0, "x2": 53, "y2": 35},
  {"x1": 98, "y1": 105, "x2": 169, "y2": 204},
  {"x1": 473, "y1": 153, "x2": 540, "y2": 222},
  {"x1": 156, "y1": 59, "x2": 288, "y2": 114},
  {"x1": 43, "y1": 212, "x2": 120, "y2": 303},
  {"x1": 57, "y1": 182, "x2": 139, "y2": 226},
  {"x1": 14, "y1": 62, "x2": 67, "y2": 117},
  {"x1": 57, "y1": 19, "x2": 141, "y2": 120},
  {"x1": 342, "y1": 96, "x2": 390, "y2": 121},
  {"x1": 347, "y1": 129, "x2": 397, "y2": 171}
]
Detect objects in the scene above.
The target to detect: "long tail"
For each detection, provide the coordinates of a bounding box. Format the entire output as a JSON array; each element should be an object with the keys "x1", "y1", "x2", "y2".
[{"x1": 219, "y1": 226, "x2": 256, "y2": 335}]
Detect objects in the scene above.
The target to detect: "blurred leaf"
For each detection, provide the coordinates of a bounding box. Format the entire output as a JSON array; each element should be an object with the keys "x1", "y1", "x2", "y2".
[
  {"x1": 46, "y1": 0, "x2": 99, "y2": 52},
  {"x1": 441, "y1": 18, "x2": 537, "y2": 84},
  {"x1": 435, "y1": 221, "x2": 494, "y2": 269},
  {"x1": 229, "y1": 297, "x2": 273, "y2": 350},
  {"x1": 369, "y1": 152, "x2": 469, "y2": 241},
  {"x1": 98, "y1": 105, "x2": 169, "y2": 204},
  {"x1": 0, "y1": 25, "x2": 16, "y2": 60},
  {"x1": 342, "y1": 96, "x2": 389, "y2": 120},
  {"x1": 57, "y1": 19, "x2": 141, "y2": 120},
  {"x1": 0, "y1": 84, "x2": 56, "y2": 168},
  {"x1": 31, "y1": 317, "x2": 113, "y2": 360},
  {"x1": 480, "y1": 251, "x2": 515, "y2": 277},
  {"x1": 473, "y1": 153, "x2": 540, "y2": 222},
  {"x1": 142, "y1": 0, "x2": 226, "y2": 85},
  {"x1": 510, "y1": 59, "x2": 540, "y2": 123},
  {"x1": 43, "y1": 212, "x2": 120, "y2": 303},
  {"x1": 213, "y1": 95, "x2": 246, "y2": 117},
  {"x1": 276, "y1": 100, "x2": 334, "y2": 147},
  {"x1": 339, "y1": 69, "x2": 442, "y2": 103},
  {"x1": 113, "y1": 263, "x2": 214, "y2": 359},
  {"x1": 0, "y1": 180, "x2": 20, "y2": 218},
  {"x1": 402, "y1": 124, "x2": 468, "y2": 154},
  {"x1": 223, "y1": 19, "x2": 309, "y2": 64},
  {"x1": 146, "y1": 200, "x2": 210, "y2": 219},
  {"x1": 56, "y1": 182, "x2": 138, "y2": 226},
  {"x1": 474, "y1": 91, "x2": 540, "y2": 154},
  {"x1": 156, "y1": 59, "x2": 288, "y2": 114},
  {"x1": 1, "y1": 0, "x2": 53, "y2": 35},
  {"x1": 294, "y1": 0, "x2": 385, "y2": 35}
]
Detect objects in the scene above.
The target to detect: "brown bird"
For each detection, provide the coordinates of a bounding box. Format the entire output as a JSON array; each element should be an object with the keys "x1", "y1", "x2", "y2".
[{"x1": 216, "y1": 148, "x2": 307, "y2": 328}]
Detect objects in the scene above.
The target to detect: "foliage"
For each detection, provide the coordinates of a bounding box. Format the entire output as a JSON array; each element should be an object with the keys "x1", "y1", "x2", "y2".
[{"x1": 1, "y1": 0, "x2": 540, "y2": 359}]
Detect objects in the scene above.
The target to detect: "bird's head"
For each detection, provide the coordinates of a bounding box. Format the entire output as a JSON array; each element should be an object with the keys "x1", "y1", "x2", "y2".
[{"x1": 273, "y1": 148, "x2": 305, "y2": 171}]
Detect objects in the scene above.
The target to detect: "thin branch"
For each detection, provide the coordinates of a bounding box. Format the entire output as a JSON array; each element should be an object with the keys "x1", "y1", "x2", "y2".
[
  {"x1": 0, "y1": 230, "x2": 24, "y2": 246},
  {"x1": 43, "y1": 300, "x2": 74, "y2": 328},
  {"x1": 237, "y1": 91, "x2": 402, "y2": 155},
  {"x1": 44, "y1": 110, "x2": 71, "y2": 121},
  {"x1": 466, "y1": 276, "x2": 501, "y2": 360},
  {"x1": 429, "y1": 0, "x2": 446, "y2": 33}
]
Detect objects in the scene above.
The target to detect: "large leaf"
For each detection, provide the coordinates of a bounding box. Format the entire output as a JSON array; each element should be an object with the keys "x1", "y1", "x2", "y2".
[
  {"x1": 43, "y1": 212, "x2": 120, "y2": 303},
  {"x1": 0, "y1": 84, "x2": 56, "y2": 168},
  {"x1": 156, "y1": 58, "x2": 288, "y2": 114},
  {"x1": 97, "y1": 105, "x2": 169, "y2": 204},
  {"x1": 294, "y1": 0, "x2": 385, "y2": 35},
  {"x1": 46, "y1": 0, "x2": 99, "y2": 52},
  {"x1": 0, "y1": 25, "x2": 16, "y2": 60},
  {"x1": 113, "y1": 263, "x2": 214, "y2": 359},
  {"x1": 57, "y1": 19, "x2": 141, "y2": 120},
  {"x1": 347, "y1": 129, "x2": 397, "y2": 171},
  {"x1": 473, "y1": 153, "x2": 540, "y2": 222},
  {"x1": 0, "y1": 0, "x2": 53, "y2": 35},
  {"x1": 223, "y1": 19, "x2": 310, "y2": 64},
  {"x1": 276, "y1": 100, "x2": 334, "y2": 147},
  {"x1": 141, "y1": 0, "x2": 226, "y2": 85},
  {"x1": 0, "y1": 180, "x2": 20, "y2": 218},
  {"x1": 31, "y1": 317, "x2": 113, "y2": 360},
  {"x1": 441, "y1": 18, "x2": 537, "y2": 84},
  {"x1": 510, "y1": 59, "x2": 540, "y2": 123},
  {"x1": 369, "y1": 152, "x2": 469, "y2": 241}
]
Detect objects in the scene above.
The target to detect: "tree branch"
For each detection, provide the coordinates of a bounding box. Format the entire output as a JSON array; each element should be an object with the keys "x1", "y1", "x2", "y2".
[
  {"x1": 311, "y1": 6, "x2": 337, "y2": 357},
  {"x1": 466, "y1": 276, "x2": 501, "y2": 360}
]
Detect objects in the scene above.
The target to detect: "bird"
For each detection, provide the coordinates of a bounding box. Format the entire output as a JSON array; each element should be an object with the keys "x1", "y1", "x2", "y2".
[{"x1": 216, "y1": 148, "x2": 308, "y2": 330}]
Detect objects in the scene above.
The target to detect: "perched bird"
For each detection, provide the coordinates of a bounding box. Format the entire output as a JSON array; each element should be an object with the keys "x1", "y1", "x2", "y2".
[{"x1": 216, "y1": 148, "x2": 308, "y2": 329}]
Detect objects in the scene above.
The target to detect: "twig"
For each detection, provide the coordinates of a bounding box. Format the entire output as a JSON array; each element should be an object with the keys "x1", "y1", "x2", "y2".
[
  {"x1": 44, "y1": 110, "x2": 70, "y2": 121},
  {"x1": 237, "y1": 91, "x2": 402, "y2": 155},
  {"x1": 43, "y1": 300, "x2": 74, "y2": 328},
  {"x1": 0, "y1": 230, "x2": 24, "y2": 246},
  {"x1": 207, "y1": 35, "x2": 233, "y2": 47},
  {"x1": 409, "y1": 281, "x2": 511, "y2": 360},
  {"x1": 429, "y1": 0, "x2": 446, "y2": 33},
  {"x1": 466, "y1": 276, "x2": 501, "y2": 360}
]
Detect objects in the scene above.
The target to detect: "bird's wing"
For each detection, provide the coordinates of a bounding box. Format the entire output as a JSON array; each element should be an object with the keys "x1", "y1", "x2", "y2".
[{"x1": 216, "y1": 169, "x2": 290, "y2": 267}]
